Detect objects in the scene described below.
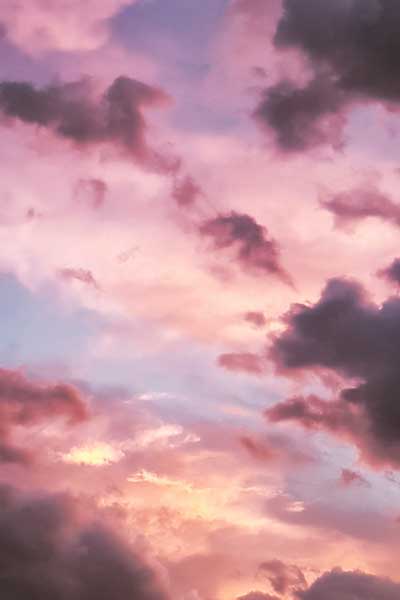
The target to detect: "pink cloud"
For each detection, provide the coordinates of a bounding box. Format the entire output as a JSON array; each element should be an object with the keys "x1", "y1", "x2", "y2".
[{"x1": 0, "y1": 0, "x2": 134, "y2": 54}]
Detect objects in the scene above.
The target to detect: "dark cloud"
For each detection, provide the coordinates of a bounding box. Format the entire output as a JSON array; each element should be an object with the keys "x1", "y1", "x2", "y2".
[
  {"x1": 0, "y1": 76, "x2": 170, "y2": 168},
  {"x1": 320, "y1": 186, "x2": 400, "y2": 229},
  {"x1": 0, "y1": 367, "x2": 88, "y2": 465},
  {"x1": 59, "y1": 268, "x2": 99, "y2": 289},
  {"x1": 377, "y1": 257, "x2": 400, "y2": 287},
  {"x1": 244, "y1": 311, "x2": 267, "y2": 328},
  {"x1": 0, "y1": 484, "x2": 171, "y2": 600},
  {"x1": 266, "y1": 277, "x2": 400, "y2": 466},
  {"x1": 218, "y1": 352, "x2": 265, "y2": 375},
  {"x1": 258, "y1": 559, "x2": 306, "y2": 595},
  {"x1": 297, "y1": 569, "x2": 400, "y2": 600},
  {"x1": 276, "y1": 0, "x2": 400, "y2": 102},
  {"x1": 255, "y1": 0, "x2": 400, "y2": 151},
  {"x1": 172, "y1": 175, "x2": 202, "y2": 207},
  {"x1": 199, "y1": 211, "x2": 293, "y2": 284},
  {"x1": 254, "y1": 76, "x2": 345, "y2": 151}
]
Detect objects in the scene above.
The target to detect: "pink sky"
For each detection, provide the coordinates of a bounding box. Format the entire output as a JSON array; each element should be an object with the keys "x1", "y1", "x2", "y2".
[{"x1": 1, "y1": 1, "x2": 400, "y2": 599}]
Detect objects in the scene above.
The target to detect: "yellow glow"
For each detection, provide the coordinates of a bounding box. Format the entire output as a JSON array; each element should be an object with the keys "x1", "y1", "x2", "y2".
[{"x1": 62, "y1": 442, "x2": 123, "y2": 466}]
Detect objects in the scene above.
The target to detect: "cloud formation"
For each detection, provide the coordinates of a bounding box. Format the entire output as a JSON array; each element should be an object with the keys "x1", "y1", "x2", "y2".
[
  {"x1": 320, "y1": 186, "x2": 400, "y2": 229},
  {"x1": 297, "y1": 569, "x2": 400, "y2": 600},
  {"x1": 218, "y1": 352, "x2": 265, "y2": 375},
  {"x1": 254, "y1": 76, "x2": 344, "y2": 152},
  {"x1": 267, "y1": 278, "x2": 400, "y2": 466},
  {"x1": 377, "y1": 257, "x2": 400, "y2": 287},
  {"x1": 258, "y1": 559, "x2": 306, "y2": 595},
  {"x1": 0, "y1": 367, "x2": 88, "y2": 464},
  {"x1": 0, "y1": 484, "x2": 171, "y2": 600},
  {"x1": 255, "y1": 0, "x2": 400, "y2": 150},
  {"x1": 199, "y1": 211, "x2": 292, "y2": 284},
  {"x1": 244, "y1": 312, "x2": 267, "y2": 328},
  {"x1": 172, "y1": 176, "x2": 202, "y2": 208},
  {"x1": 75, "y1": 178, "x2": 108, "y2": 209},
  {"x1": 0, "y1": 76, "x2": 169, "y2": 167},
  {"x1": 340, "y1": 468, "x2": 369, "y2": 487},
  {"x1": 0, "y1": 0, "x2": 133, "y2": 53},
  {"x1": 59, "y1": 268, "x2": 100, "y2": 290}
]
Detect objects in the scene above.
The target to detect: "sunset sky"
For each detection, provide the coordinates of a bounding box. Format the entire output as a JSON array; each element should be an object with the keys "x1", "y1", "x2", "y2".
[{"x1": 2, "y1": 1, "x2": 400, "y2": 599}]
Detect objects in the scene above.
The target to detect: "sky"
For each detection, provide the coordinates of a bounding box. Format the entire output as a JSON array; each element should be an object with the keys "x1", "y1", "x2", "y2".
[{"x1": 1, "y1": 1, "x2": 400, "y2": 599}]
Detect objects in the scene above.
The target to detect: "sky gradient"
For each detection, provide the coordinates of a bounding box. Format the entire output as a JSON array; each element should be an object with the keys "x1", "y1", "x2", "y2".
[{"x1": 1, "y1": 1, "x2": 400, "y2": 599}]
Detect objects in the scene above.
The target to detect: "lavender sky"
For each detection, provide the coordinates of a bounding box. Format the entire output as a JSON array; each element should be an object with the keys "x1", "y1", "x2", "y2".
[{"x1": 1, "y1": 1, "x2": 400, "y2": 599}]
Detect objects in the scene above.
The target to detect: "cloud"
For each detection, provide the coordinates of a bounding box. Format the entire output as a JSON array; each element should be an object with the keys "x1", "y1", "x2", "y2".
[
  {"x1": 255, "y1": 0, "x2": 400, "y2": 151},
  {"x1": 258, "y1": 559, "x2": 306, "y2": 595},
  {"x1": 297, "y1": 569, "x2": 400, "y2": 600},
  {"x1": 265, "y1": 489, "x2": 395, "y2": 543},
  {"x1": 244, "y1": 312, "x2": 267, "y2": 328},
  {"x1": 240, "y1": 436, "x2": 278, "y2": 461},
  {"x1": 276, "y1": 0, "x2": 400, "y2": 102},
  {"x1": 377, "y1": 257, "x2": 400, "y2": 287},
  {"x1": 0, "y1": 0, "x2": 133, "y2": 54},
  {"x1": 254, "y1": 76, "x2": 345, "y2": 152},
  {"x1": 237, "y1": 593, "x2": 279, "y2": 600},
  {"x1": 75, "y1": 178, "x2": 108, "y2": 209},
  {"x1": 0, "y1": 76, "x2": 170, "y2": 168},
  {"x1": 320, "y1": 186, "x2": 400, "y2": 229},
  {"x1": 0, "y1": 442, "x2": 32, "y2": 465},
  {"x1": 267, "y1": 395, "x2": 356, "y2": 434},
  {"x1": 59, "y1": 268, "x2": 100, "y2": 290},
  {"x1": 266, "y1": 277, "x2": 400, "y2": 466},
  {"x1": 0, "y1": 484, "x2": 171, "y2": 600},
  {"x1": 172, "y1": 176, "x2": 203, "y2": 208},
  {"x1": 240, "y1": 433, "x2": 313, "y2": 465},
  {"x1": 340, "y1": 468, "x2": 369, "y2": 488},
  {"x1": 218, "y1": 352, "x2": 266, "y2": 375},
  {"x1": 199, "y1": 211, "x2": 293, "y2": 284},
  {"x1": 0, "y1": 367, "x2": 88, "y2": 464}
]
